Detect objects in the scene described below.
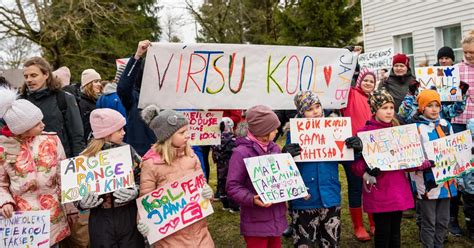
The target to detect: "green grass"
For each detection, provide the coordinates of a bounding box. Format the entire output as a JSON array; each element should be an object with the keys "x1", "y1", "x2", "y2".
[{"x1": 205, "y1": 138, "x2": 474, "y2": 247}]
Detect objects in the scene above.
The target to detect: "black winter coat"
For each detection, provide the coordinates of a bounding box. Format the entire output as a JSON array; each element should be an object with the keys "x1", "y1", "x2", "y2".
[
  {"x1": 378, "y1": 68, "x2": 415, "y2": 110},
  {"x1": 78, "y1": 92, "x2": 96, "y2": 142}
]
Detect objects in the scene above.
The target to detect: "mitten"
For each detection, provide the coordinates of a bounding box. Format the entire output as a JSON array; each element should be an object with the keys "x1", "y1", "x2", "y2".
[
  {"x1": 408, "y1": 80, "x2": 421, "y2": 95},
  {"x1": 79, "y1": 192, "x2": 103, "y2": 209},
  {"x1": 366, "y1": 167, "x2": 381, "y2": 177},
  {"x1": 137, "y1": 220, "x2": 149, "y2": 237},
  {"x1": 113, "y1": 187, "x2": 139, "y2": 204},
  {"x1": 460, "y1": 81, "x2": 469, "y2": 96},
  {"x1": 345, "y1": 136, "x2": 363, "y2": 153},
  {"x1": 201, "y1": 184, "x2": 213, "y2": 200},
  {"x1": 282, "y1": 143, "x2": 302, "y2": 157}
]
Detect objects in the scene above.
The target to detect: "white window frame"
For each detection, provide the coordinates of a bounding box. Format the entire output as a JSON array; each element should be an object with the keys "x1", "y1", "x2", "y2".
[{"x1": 435, "y1": 24, "x2": 462, "y2": 63}]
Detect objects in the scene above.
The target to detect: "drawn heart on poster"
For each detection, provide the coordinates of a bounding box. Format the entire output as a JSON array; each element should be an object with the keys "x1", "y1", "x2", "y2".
[
  {"x1": 158, "y1": 225, "x2": 170, "y2": 234},
  {"x1": 169, "y1": 217, "x2": 180, "y2": 229},
  {"x1": 171, "y1": 181, "x2": 179, "y2": 188},
  {"x1": 151, "y1": 188, "x2": 164, "y2": 198},
  {"x1": 324, "y1": 66, "x2": 332, "y2": 87},
  {"x1": 190, "y1": 194, "x2": 200, "y2": 202}
]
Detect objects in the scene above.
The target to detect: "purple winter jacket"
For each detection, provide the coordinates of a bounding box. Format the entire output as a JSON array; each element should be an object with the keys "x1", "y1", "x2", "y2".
[
  {"x1": 226, "y1": 137, "x2": 288, "y2": 237},
  {"x1": 352, "y1": 118, "x2": 415, "y2": 213}
]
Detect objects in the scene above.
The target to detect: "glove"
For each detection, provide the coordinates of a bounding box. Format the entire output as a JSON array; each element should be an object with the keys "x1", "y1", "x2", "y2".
[
  {"x1": 137, "y1": 220, "x2": 149, "y2": 237},
  {"x1": 460, "y1": 81, "x2": 469, "y2": 95},
  {"x1": 79, "y1": 192, "x2": 103, "y2": 209},
  {"x1": 362, "y1": 172, "x2": 377, "y2": 187},
  {"x1": 345, "y1": 136, "x2": 363, "y2": 153},
  {"x1": 282, "y1": 143, "x2": 302, "y2": 157},
  {"x1": 365, "y1": 167, "x2": 381, "y2": 177},
  {"x1": 408, "y1": 80, "x2": 420, "y2": 95},
  {"x1": 201, "y1": 184, "x2": 213, "y2": 200},
  {"x1": 418, "y1": 160, "x2": 435, "y2": 171},
  {"x1": 113, "y1": 187, "x2": 139, "y2": 204},
  {"x1": 0, "y1": 136, "x2": 20, "y2": 164}
]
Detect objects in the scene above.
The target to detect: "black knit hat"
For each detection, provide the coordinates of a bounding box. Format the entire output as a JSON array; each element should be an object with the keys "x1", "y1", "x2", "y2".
[{"x1": 437, "y1": 46, "x2": 455, "y2": 61}]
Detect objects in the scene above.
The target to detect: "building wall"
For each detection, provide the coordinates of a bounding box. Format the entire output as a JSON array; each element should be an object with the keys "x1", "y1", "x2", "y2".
[{"x1": 361, "y1": 0, "x2": 474, "y2": 66}]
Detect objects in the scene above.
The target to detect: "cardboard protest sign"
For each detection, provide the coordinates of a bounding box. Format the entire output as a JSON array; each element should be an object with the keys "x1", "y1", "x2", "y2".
[
  {"x1": 0, "y1": 211, "x2": 50, "y2": 248},
  {"x1": 136, "y1": 171, "x2": 213, "y2": 245},
  {"x1": 415, "y1": 65, "x2": 461, "y2": 101},
  {"x1": 139, "y1": 43, "x2": 357, "y2": 110},
  {"x1": 358, "y1": 48, "x2": 393, "y2": 70},
  {"x1": 358, "y1": 124, "x2": 425, "y2": 171},
  {"x1": 60, "y1": 145, "x2": 135, "y2": 203},
  {"x1": 289, "y1": 117, "x2": 354, "y2": 161},
  {"x1": 183, "y1": 111, "x2": 222, "y2": 146},
  {"x1": 244, "y1": 153, "x2": 308, "y2": 204},
  {"x1": 424, "y1": 130, "x2": 474, "y2": 184}
]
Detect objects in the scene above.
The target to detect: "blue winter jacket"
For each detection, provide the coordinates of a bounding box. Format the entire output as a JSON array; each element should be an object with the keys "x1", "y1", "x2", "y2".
[
  {"x1": 286, "y1": 132, "x2": 341, "y2": 209},
  {"x1": 117, "y1": 56, "x2": 157, "y2": 156}
]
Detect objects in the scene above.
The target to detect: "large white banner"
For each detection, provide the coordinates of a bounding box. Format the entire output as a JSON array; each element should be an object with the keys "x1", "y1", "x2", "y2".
[{"x1": 139, "y1": 43, "x2": 357, "y2": 109}]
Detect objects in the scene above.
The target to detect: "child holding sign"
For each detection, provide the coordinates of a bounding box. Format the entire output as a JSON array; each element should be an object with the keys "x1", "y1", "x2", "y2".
[
  {"x1": 227, "y1": 105, "x2": 287, "y2": 248},
  {"x1": 284, "y1": 91, "x2": 342, "y2": 247},
  {"x1": 352, "y1": 90, "x2": 431, "y2": 248},
  {"x1": 76, "y1": 108, "x2": 144, "y2": 247},
  {"x1": 409, "y1": 90, "x2": 457, "y2": 247},
  {"x1": 137, "y1": 106, "x2": 214, "y2": 247},
  {"x1": 0, "y1": 86, "x2": 70, "y2": 246}
]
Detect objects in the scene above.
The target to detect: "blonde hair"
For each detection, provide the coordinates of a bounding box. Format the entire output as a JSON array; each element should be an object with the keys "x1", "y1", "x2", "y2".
[
  {"x1": 152, "y1": 138, "x2": 193, "y2": 165},
  {"x1": 462, "y1": 30, "x2": 474, "y2": 44},
  {"x1": 80, "y1": 139, "x2": 106, "y2": 157},
  {"x1": 82, "y1": 80, "x2": 101, "y2": 100}
]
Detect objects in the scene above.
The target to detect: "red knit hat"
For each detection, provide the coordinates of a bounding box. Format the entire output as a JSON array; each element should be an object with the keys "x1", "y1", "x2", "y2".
[{"x1": 392, "y1": 53, "x2": 410, "y2": 67}]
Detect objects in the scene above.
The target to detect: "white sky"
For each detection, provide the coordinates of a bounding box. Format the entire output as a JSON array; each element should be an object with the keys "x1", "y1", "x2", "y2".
[{"x1": 158, "y1": 0, "x2": 203, "y2": 43}]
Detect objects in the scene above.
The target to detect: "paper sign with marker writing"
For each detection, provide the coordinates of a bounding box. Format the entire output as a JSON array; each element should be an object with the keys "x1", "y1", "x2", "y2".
[
  {"x1": 60, "y1": 145, "x2": 135, "y2": 203},
  {"x1": 424, "y1": 130, "x2": 473, "y2": 184},
  {"x1": 415, "y1": 65, "x2": 461, "y2": 101},
  {"x1": 289, "y1": 117, "x2": 354, "y2": 161},
  {"x1": 358, "y1": 48, "x2": 393, "y2": 70},
  {"x1": 244, "y1": 153, "x2": 308, "y2": 204},
  {"x1": 0, "y1": 211, "x2": 50, "y2": 248},
  {"x1": 358, "y1": 124, "x2": 425, "y2": 171},
  {"x1": 115, "y1": 58, "x2": 129, "y2": 71},
  {"x1": 139, "y1": 43, "x2": 357, "y2": 110},
  {"x1": 183, "y1": 111, "x2": 222, "y2": 146},
  {"x1": 136, "y1": 171, "x2": 213, "y2": 245}
]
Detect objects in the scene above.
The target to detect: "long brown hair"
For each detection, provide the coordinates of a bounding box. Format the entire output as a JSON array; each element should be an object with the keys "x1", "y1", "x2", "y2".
[
  {"x1": 81, "y1": 81, "x2": 101, "y2": 100},
  {"x1": 20, "y1": 57, "x2": 62, "y2": 94}
]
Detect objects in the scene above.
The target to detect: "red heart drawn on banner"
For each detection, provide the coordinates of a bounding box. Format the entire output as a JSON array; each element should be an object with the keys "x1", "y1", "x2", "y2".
[
  {"x1": 190, "y1": 194, "x2": 200, "y2": 202},
  {"x1": 169, "y1": 218, "x2": 180, "y2": 229},
  {"x1": 171, "y1": 181, "x2": 179, "y2": 188},
  {"x1": 151, "y1": 188, "x2": 164, "y2": 198},
  {"x1": 324, "y1": 66, "x2": 332, "y2": 87},
  {"x1": 158, "y1": 225, "x2": 170, "y2": 234}
]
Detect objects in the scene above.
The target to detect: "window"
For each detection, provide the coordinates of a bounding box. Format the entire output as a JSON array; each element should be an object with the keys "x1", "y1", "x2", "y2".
[
  {"x1": 441, "y1": 25, "x2": 462, "y2": 63},
  {"x1": 399, "y1": 35, "x2": 415, "y2": 75}
]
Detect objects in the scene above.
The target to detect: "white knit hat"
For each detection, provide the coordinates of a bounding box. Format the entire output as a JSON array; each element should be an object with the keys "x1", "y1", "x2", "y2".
[
  {"x1": 81, "y1": 69, "x2": 101, "y2": 89},
  {"x1": 0, "y1": 87, "x2": 43, "y2": 134}
]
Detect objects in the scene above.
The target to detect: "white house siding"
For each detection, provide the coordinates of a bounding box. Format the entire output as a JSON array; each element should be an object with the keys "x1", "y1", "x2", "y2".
[{"x1": 361, "y1": 0, "x2": 474, "y2": 66}]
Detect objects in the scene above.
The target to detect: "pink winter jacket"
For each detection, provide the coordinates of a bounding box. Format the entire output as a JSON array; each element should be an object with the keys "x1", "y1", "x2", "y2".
[
  {"x1": 0, "y1": 134, "x2": 70, "y2": 245},
  {"x1": 352, "y1": 119, "x2": 415, "y2": 213}
]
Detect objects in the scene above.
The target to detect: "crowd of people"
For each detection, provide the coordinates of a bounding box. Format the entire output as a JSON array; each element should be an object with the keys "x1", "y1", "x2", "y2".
[{"x1": 0, "y1": 29, "x2": 473, "y2": 248}]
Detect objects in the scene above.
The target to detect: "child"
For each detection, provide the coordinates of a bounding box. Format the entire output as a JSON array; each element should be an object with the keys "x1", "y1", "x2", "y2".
[
  {"x1": 351, "y1": 89, "x2": 430, "y2": 247},
  {"x1": 285, "y1": 91, "x2": 342, "y2": 247},
  {"x1": 226, "y1": 105, "x2": 287, "y2": 248},
  {"x1": 212, "y1": 117, "x2": 239, "y2": 212},
  {"x1": 76, "y1": 108, "x2": 144, "y2": 247},
  {"x1": 0, "y1": 87, "x2": 70, "y2": 247},
  {"x1": 409, "y1": 89, "x2": 457, "y2": 247},
  {"x1": 137, "y1": 106, "x2": 215, "y2": 247}
]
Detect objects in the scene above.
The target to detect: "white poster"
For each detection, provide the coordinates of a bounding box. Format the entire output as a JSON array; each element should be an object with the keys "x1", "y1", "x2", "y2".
[
  {"x1": 358, "y1": 48, "x2": 393, "y2": 70},
  {"x1": 415, "y1": 65, "x2": 461, "y2": 101}
]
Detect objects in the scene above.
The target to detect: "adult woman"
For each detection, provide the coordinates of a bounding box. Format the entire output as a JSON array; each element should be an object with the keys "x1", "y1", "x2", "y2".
[{"x1": 79, "y1": 69, "x2": 103, "y2": 142}]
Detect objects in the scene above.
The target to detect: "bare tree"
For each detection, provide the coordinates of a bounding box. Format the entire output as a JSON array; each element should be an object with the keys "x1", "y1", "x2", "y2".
[
  {"x1": 162, "y1": 11, "x2": 184, "y2": 42},
  {"x1": 0, "y1": 37, "x2": 40, "y2": 69}
]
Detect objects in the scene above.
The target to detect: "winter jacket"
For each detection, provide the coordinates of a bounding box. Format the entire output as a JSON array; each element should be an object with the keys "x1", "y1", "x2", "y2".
[
  {"x1": 409, "y1": 115, "x2": 458, "y2": 200},
  {"x1": 341, "y1": 86, "x2": 373, "y2": 135},
  {"x1": 21, "y1": 88, "x2": 85, "y2": 157},
  {"x1": 140, "y1": 148, "x2": 214, "y2": 248},
  {"x1": 378, "y1": 68, "x2": 415, "y2": 110},
  {"x1": 78, "y1": 92, "x2": 96, "y2": 143},
  {"x1": 117, "y1": 57, "x2": 156, "y2": 156},
  {"x1": 96, "y1": 83, "x2": 127, "y2": 119},
  {"x1": 452, "y1": 61, "x2": 474, "y2": 124},
  {"x1": 226, "y1": 137, "x2": 287, "y2": 237},
  {"x1": 286, "y1": 132, "x2": 341, "y2": 210},
  {"x1": 0, "y1": 133, "x2": 70, "y2": 245},
  {"x1": 352, "y1": 119, "x2": 414, "y2": 213},
  {"x1": 398, "y1": 94, "x2": 467, "y2": 123},
  {"x1": 458, "y1": 119, "x2": 474, "y2": 194}
]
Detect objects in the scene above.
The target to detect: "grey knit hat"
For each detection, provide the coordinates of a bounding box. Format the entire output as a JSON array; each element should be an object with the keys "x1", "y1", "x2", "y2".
[{"x1": 141, "y1": 105, "x2": 188, "y2": 143}]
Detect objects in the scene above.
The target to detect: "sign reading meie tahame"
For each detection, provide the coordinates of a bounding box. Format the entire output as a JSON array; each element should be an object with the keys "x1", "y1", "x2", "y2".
[
  {"x1": 139, "y1": 43, "x2": 357, "y2": 110},
  {"x1": 183, "y1": 111, "x2": 222, "y2": 146},
  {"x1": 244, "y1": 153, "x2": 308, "y2": 204},
  {"x1": 136, "y1": 171, "x2": 213, "y2": 245},
  {"x1": 289, "y1": 117, "x2": 354, "y2": 162},
  {"x1": 60, "y1": 145, "x2": 135, "y2": 203},
  {"x1": 425, "y1": 130, "x2": 474, "y2": 184},
  {"x1": 357, "y1": 124, "x2": 425, "y2": 171},
  {"x1": 0, "y1": 211, "x2": 50, "y2": 248},
  {"x1": 415, "y1": 65, "x2": 461, "y2": 101}
]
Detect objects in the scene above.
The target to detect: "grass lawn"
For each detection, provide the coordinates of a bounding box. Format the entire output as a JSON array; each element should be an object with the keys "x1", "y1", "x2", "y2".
[{"x1": 205, "y1": 139, "x2": 474, "y2": 247}]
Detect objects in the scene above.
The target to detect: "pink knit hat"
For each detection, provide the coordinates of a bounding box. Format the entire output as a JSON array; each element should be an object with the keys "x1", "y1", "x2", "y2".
[
  {"x1": 90, "y1": 109, "x2": 126, "y2": 139},
  {"x1": 53, "y1": 66, "x2": 71, "y2": 87},
  {"x1": 246, "y1": 105, "x2": 280, "y2": 136}
]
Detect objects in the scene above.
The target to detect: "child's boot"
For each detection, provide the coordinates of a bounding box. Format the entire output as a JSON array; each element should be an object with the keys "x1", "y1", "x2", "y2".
[
  {"x1": 448, "y1": 217, "x2": 462, "y2": 236},
  {"x1": 368, "y1": 213, "x2": 375, "y2": 236},
  {"x1": 349, "y1": 207, "x2": 370, "y2": 241}
]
